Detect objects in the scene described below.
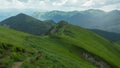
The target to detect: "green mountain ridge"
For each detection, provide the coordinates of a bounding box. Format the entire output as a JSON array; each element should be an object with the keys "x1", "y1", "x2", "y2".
[
  {"x1": 49, "y1": 21, "x2": 120, "y2": 67},
  {"x1": 0, "y1": 20, "x2": 120, "y2": 68}
]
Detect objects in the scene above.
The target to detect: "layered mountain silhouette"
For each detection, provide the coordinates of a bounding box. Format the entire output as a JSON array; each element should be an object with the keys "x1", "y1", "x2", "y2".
[
  {"x1": 32, "y1": 9, "x2": 120, "y2": 33},
  {"x1": 0, "y1": 13, "x2": 55, "y2": 35}
]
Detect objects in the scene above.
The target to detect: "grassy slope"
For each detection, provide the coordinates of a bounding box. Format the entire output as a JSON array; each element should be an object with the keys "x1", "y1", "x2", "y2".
[
  {"x1": 47, "y1": 21, "x2": 120, "y2": 67},
  {"x1": 114, "y1": 42, "x2": 120, "y2": 54},
  {"x1": 0, "y1": 26, "x2": 96, "y2": 68},
  {"x1": 0, "y1": 21, "x2": 120, "y2": 68}
]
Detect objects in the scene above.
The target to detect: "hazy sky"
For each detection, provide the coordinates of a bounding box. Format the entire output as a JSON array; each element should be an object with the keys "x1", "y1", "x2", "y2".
[{"x1": 0, "y1": 0, "x2": 120, "y2": 11}]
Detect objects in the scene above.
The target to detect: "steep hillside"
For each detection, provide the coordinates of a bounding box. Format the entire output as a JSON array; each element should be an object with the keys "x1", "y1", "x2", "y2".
[
  {"x1": 90, "y1": 29, "x2": 120, "y2": 42},
  {"x1": 0, "y1": 13, "x2": 55, "y2": 35},
  {"x1": 48, "y1": 21, "x2": 120, "y2": 68},
  {"x1": 0, "y1": 21, "x2": 120, "y2": 68},
  {"x1": 0, "y1": 26, "x2": 96, "y2": 68}
]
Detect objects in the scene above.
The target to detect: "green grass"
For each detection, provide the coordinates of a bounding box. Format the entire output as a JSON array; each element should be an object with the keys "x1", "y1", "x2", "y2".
[
  {"x1": 0, "y1": 21, "x2": 120, "y2": 68},
  {"x1": 47, "y1": 21, "x2": 120, "y2": 67},
  {"x1": 0, "y1": 26, "x2": 96, "y2": 68}
]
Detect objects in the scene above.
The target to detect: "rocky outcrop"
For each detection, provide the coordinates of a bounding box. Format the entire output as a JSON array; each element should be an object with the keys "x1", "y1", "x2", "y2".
[
  {"x1": 72, "y1": 46, "x2": 112, "y2": 68},
  {"x1": 82, "y1": 52, "x2": 111, "y2": 68}
]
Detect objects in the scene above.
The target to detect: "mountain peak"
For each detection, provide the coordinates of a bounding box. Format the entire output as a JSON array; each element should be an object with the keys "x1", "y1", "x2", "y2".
[
  {"x1": 16, "y1": 13, "x2": 29, "y2": 17},
  {"x1": 12, "y1": 13, "x2": 42, "y2": 22},
  {"x1": 0, "y1": 13, "x2": 55, "y2": 35},
  {"x1": 18, "y1": 13, "x2": 26, "y2": 15}
]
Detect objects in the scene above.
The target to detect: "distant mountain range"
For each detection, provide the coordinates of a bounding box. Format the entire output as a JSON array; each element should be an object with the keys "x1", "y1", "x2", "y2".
[
  {"x1": 1, "y1": 9, "x2": 120, "y2": 33},
  {"x1": 31, "y1": 9, "x2": 120, "y2": 33}
]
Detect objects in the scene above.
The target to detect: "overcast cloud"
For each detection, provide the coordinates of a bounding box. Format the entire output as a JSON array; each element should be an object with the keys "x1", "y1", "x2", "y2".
[{"x1": 0, "y1": 0, "x2": 120, "y2": 11}]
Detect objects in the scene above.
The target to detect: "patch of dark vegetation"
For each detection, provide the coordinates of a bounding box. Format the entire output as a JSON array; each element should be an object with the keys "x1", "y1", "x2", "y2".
[
  {"x1": 0, "y1": 42, "x2": 27, "y2": 61},
  {"x1": 0, "y1": 62, "x2": 6, "y2": 68},
  {"x1": 0, "y1": 42, "x2": 13, "y2": 50}
]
